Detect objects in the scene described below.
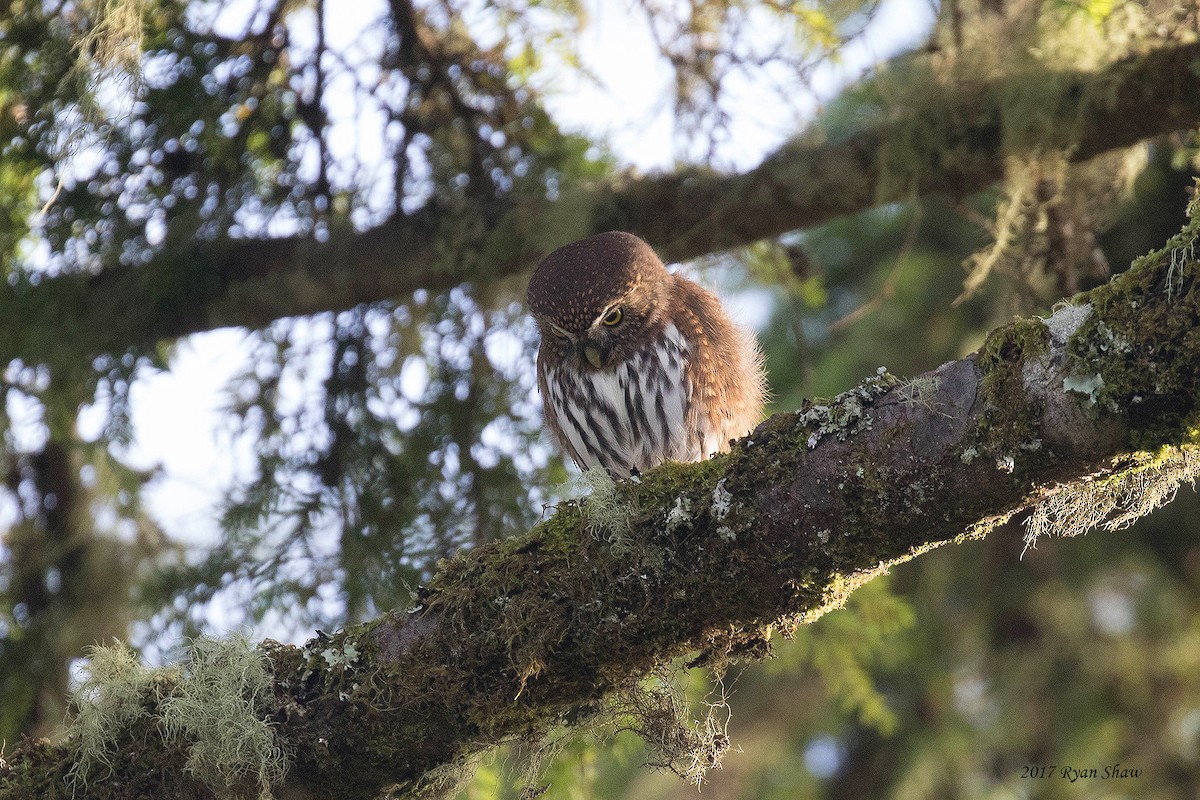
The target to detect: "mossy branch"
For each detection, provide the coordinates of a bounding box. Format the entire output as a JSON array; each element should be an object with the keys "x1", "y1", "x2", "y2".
[
  {"x1": 3, "y1": 202, "x2": 1200, "y2": 800},
  {"x1": 4, "y1": 40, "x2": 1200, "y2": 366}
]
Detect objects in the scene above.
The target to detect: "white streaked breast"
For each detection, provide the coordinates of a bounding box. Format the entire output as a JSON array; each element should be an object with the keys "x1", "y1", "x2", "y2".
[{"x1": 545, "y1": 324, "x2": 694, "y2": 475}]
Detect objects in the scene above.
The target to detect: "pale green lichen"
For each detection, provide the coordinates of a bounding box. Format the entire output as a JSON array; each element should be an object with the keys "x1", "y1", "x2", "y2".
[
  {"x1": 66, "y1": 636, "x2": 290, "y2": 799},
  {"x1": 800, "y1": 368, "x2": 899, "y2": 449},
  {"x1": 1091, "y1": 320, "x2": 1132, "y2": 355},
  {"x1": 710, "y1": 478, "x2": 733, "y2": 520},
  {"x1": 613, "y1": 669, "x2": 733, "y2": 787},
  {"x1": 576, "y1": 468, "x2": 636, "y2": 554},
  {"x1": 1024, "y1": 447, "x2": 1200, "y2": 556},
  {"x1": 896, "y1": 375, "x2": 942, "y2": 411},
  {"x1": 1062, "y1": 372, "x2": 1105, "y2": 405},
  {"x1": 69, "y1": 642, "x2": 173, "y2": 789},
  {"x1": 710, "y1": 478, "x2": 736, "y2": 541},
  {"x1": 159, "y1": 635, "x2": 290, "y2": 799},
  {"x1": 665, "y1": 495, "x2": 693, "y2": 532},
  {"x1": 1167, "y1": 240, "x2": 1195, "y2": 300},
  {"x1": 321, "y1": 641, "x2": 360, "y2": 669}
]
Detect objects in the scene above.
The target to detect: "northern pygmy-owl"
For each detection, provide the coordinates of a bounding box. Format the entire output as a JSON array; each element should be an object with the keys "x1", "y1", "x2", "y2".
[{"x1": 528, "y1": 231, "x2": 766, "y2": 476}]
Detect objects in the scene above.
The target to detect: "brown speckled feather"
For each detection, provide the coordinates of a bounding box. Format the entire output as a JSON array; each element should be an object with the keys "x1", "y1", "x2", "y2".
[{"x1": 669, "y1": 275, "x2": 766, "y2": 457}]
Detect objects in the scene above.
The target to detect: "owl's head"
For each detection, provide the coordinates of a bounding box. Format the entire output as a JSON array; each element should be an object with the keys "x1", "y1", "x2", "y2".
[{"x1": 527, "y1": 231, "x2": 671, "y2": 370}]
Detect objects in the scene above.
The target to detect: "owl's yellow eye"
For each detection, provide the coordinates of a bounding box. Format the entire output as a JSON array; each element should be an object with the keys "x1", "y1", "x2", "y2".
[{"x1": 602, "y1": 307, "x2": 623, "y2": 326}]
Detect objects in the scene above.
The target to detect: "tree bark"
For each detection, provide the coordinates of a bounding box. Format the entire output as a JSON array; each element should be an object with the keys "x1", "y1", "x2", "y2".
[
  {"x1": 3, "y1": 197, "x2": 1198, "y2": 800},
  {"x1": 3, "y1": 41, "x2": 1200, "y2": 366}
]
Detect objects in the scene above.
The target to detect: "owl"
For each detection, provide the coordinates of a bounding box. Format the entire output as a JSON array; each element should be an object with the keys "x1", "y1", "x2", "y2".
[{"x1": 527, "y1": 231, "x2": 766, "y2": 477}]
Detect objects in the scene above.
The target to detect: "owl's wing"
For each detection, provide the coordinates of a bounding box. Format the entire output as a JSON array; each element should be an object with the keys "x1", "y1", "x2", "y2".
[
  {"x1": 671, "y1": 276, "x2": 767, "y2": 459},
  {"x1": 537, "y1": 349, "x2": 585, "y2": 469}
]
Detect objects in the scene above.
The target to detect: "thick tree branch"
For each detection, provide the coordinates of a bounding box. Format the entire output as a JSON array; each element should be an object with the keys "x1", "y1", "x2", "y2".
[
  {"x1": 3, "y1": 197, "x2": 1199, "y2": 800},
  {"x1": 4, "y1": 40, "x2": 1200, "y2": 365}
]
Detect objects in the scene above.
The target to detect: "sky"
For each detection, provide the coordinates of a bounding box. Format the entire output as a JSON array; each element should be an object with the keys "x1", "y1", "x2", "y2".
[{"x1": 111, "y1": 0, "x2": 937, "y2": 644}]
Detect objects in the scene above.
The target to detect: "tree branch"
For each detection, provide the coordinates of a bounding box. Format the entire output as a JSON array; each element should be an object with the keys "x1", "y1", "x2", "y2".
[
  {"x1": 4, "y1": 40, "x2": 1200, "y2": 365},
  {"x1": 3, "y1": 194, "x2": 1199, "y2": 800}
]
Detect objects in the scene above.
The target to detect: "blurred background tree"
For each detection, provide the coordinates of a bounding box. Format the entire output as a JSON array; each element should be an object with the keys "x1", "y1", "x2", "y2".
[{"x1": 1, "y1": 0, "x2": 1199, "y2": 797}]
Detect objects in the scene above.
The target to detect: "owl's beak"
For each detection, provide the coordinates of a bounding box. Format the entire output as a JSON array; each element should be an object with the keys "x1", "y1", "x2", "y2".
[{"x1": 582, "y1": 344, "x2": 604, "y2": 369}]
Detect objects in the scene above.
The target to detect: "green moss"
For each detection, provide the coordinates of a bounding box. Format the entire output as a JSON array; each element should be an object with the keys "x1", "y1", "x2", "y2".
[
  {"x1": 974, "y1": 315, "x2": 1051, "y2": 460},
  {"x1": 1063, "y1": 219, "x2": 1200, "y2": 449},
  {"x1": 0, "y1": 737, "x2": 72, "y2": 800},
  {"x1": 372, "y1": 445, "x2": 790, "y2": 792},
  {"x1": 1010, "y1": 189, "x2": 1200, "y2": 546}
]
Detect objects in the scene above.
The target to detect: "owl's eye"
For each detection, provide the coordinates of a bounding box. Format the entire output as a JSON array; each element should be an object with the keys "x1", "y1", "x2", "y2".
[
  {"x1": 602, "y1": 307, "x2": 623, "y2": 327},
  {"x1": 549, "y1": 325, "x2": 571, "y2": 340}
]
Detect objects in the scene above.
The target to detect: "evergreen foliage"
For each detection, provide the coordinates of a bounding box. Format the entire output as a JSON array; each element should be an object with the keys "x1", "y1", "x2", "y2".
[{"x1": 0, "y1": 0, "x2": 1198, "y2": 797}]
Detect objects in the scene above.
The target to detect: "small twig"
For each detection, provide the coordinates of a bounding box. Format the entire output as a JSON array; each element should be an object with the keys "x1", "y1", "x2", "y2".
[{"x1": 38, "y1": 174, "x2": 66, "y2": 217}]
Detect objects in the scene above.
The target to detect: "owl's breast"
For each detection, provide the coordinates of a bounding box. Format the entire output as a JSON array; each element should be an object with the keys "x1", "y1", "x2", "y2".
[{"x1": 542, "y1": 324, "x2": 700, "y2": 475}]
